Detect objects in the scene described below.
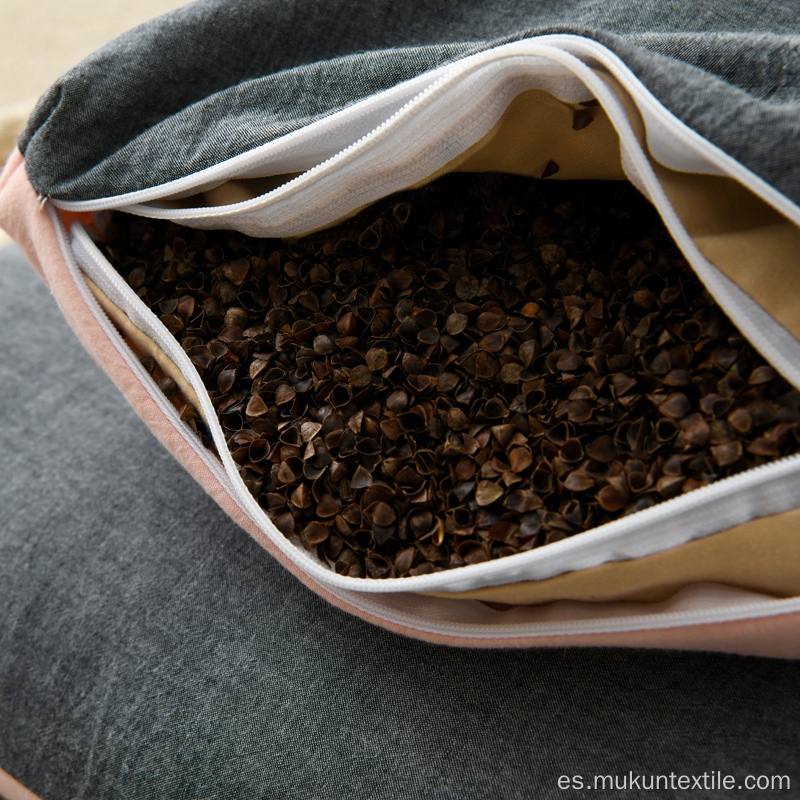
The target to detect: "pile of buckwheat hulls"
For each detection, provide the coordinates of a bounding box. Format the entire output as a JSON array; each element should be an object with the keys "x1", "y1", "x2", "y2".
[{"x1": 102, "y1": 173, "x2": 800, "y2": 578}]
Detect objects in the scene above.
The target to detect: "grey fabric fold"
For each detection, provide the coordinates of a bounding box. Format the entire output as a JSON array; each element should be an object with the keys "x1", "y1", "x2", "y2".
[
  {"x1": 19, "y1": 0, "x2": 800, "y2": 205},
  {"x1": 1, "y1": 243, "x2": 799, "y2": 798}
]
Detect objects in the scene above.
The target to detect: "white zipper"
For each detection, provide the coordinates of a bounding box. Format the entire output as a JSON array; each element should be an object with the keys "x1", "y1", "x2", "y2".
[
  {"x1": 54, "y1": 34, "x2": 800, "y2": 228},
  {"x1": 71, "y1": 223, "x2": 800, "y2": 598},
  {"x1": 49, "y1": 206, "x2": 245, "y2": 509}
]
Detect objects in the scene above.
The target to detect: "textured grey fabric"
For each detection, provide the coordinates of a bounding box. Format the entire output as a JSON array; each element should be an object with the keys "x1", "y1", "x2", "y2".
[
  {"x1": 19, "y1": 0, "x2": 800, "y2": 206},
  {"x1": 1, "y1": 243, "x2": 799, "y2": 798}
]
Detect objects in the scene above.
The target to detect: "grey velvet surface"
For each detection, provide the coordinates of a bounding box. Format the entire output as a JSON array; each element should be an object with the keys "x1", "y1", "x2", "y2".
[
  {"x1": 19, "y1": 0, "x2": 800, "y2": 206},
  {"x1": 1, "y1": 243, "x2": 799, "y2": 798}
]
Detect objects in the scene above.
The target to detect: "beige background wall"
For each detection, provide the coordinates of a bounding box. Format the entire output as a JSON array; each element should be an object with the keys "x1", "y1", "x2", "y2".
[{"x1": 0, "y1": 0, "x2": 191, "y2": 245}]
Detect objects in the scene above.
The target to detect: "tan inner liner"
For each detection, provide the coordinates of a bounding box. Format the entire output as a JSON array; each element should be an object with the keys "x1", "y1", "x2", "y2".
[
  {"x1": 453, "y1": 91, "x2": 624, "y2": 180},
  {"x1": 655, "y1": 168, "x2": 800, "y2": 339},
  {"x1": 159, "y1": 174, "x2": 302, "y2": 210},
  {"x1": 86, "y1": 277, "x2": 206, "y2": 420},
  {"x1": 427, "y1": 511, "x2": 800, "y2": 605},
  {"x1": 93, "y1": 85, "x2": 800, "y2": 605}
]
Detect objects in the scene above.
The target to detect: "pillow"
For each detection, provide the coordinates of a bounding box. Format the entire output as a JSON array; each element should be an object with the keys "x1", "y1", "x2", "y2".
[{"x1": 2, "y1": 0, "x2": 800, "y2": 654}]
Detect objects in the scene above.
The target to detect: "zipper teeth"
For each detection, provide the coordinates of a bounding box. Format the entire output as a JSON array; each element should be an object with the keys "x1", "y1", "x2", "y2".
[
  {"x1": 71, "y1": 223, "x2": 800, "y2": 597},
  {"x1": 249, "y1": 71, "x2": 458, "y2": 199}
]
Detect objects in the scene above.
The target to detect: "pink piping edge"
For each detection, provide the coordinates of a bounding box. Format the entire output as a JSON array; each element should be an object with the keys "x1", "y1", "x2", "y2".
[
  {"x1": 2, "y1": 147, "x2": 800, "y2": 658},
  {"x1": 0, "y1": 765, "x2": 42, "y2": 800}
]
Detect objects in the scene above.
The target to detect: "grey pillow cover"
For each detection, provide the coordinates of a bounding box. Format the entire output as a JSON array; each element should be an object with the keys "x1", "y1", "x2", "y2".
[
  {"x1": 1, "y1": 242, "x2": 799, "y2": 796},
  {"x1": 19, "y1": 0, "x2": 800, "y2": 206}
]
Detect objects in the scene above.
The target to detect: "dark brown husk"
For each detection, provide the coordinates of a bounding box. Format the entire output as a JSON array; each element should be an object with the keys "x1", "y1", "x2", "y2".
[{"x1": 100, "y1": 173, "x2": 800, "y2": 578}]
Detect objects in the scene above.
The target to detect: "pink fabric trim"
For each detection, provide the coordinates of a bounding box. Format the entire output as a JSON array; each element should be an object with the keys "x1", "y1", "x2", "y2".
[
  {"x1": 0, "y1": 765, "x2": 42, "y2": 800},
  {"x1": 1, "y1": 148, "x2": 799, "y2": 657},
  {"x1": 0, "y1": 150, "x2": 46, "y2": 283}
]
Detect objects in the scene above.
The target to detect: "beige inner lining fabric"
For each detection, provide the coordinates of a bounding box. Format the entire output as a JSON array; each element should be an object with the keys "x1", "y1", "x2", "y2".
[
  {"x1": 159, "y1": 173, "x2": 301, "y2": 209},
  {"x1": 655, "y1": 168, "x2": 800, "y2": 339},
  {"x1": 453, "y1": 91, "x2": 624, "y2": 180},
  {"x1": 86, "y1": 277, "x2": 206, "y2": 420},
  {"x1": 428, "y1": 510, "x2": 800, "y2": 605}
]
